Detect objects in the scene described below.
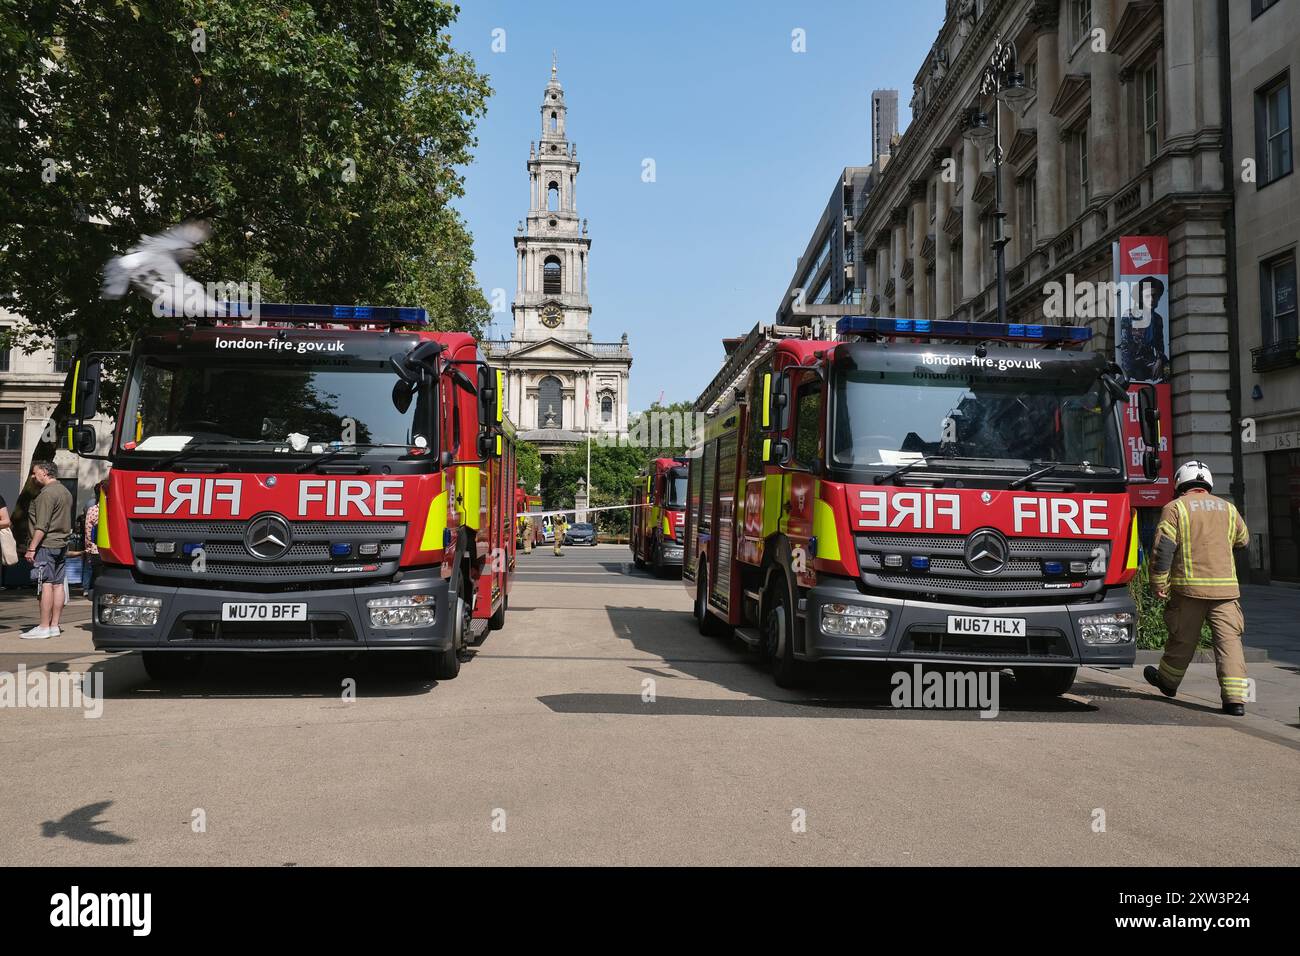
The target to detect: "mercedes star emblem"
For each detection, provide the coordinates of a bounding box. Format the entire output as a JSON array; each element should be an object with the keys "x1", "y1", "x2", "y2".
[
  {"x1": 963, "y1": 528, "x2": 1009, "y2": 575},
  {"x1": 244, "y1": 513, "x2": 292, "y2": 561}
]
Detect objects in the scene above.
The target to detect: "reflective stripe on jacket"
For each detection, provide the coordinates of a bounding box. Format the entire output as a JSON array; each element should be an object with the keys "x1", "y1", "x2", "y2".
[{"x1": 1149, "y1": 491, "x2": 1248, "y2": 598}]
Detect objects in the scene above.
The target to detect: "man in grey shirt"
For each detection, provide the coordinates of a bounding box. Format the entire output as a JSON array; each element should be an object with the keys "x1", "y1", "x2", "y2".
[{"x1": 22, "y1": 460, "x2": 73, "y2": 640}]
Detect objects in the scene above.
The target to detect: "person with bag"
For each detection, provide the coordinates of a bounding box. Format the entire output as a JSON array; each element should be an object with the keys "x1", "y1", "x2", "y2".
[
  {"x1": 0, "y1": 493, "x2": 19, "y2": 577},
  {"x1": 21, "y1": 460, "x2": 73, "y2": 640}
]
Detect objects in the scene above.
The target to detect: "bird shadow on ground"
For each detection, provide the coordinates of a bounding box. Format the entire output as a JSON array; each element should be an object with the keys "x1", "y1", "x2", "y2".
[{"x1": 41, "y1": 800, "x2": 132, "y2": 845}]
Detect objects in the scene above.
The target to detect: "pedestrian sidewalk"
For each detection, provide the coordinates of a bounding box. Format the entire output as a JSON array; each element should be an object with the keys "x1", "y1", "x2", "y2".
[
  {"x1": 1112, "y1": 583, "x2": 1300, "y2": 733},
  {"x1": 0, "y1": 586, "x2": 93, "y2": 637}
]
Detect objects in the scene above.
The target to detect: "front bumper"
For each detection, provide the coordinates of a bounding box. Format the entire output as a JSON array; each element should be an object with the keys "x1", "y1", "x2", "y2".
[
  {"x1": 91, "y1": 566, "x2": 453, "y2": 653},
  {"x1": 801, "y1": 578, "x2": 1137, "y2": 667}
]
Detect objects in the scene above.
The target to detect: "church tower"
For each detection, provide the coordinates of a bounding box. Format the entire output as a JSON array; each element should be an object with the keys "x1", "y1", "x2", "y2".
[
  {"x1": 512, "y1": 54, "x2": 592, "y2": 343},
  {"x1": 488, "y1": 56, "x2": 632, "y2": 457}
]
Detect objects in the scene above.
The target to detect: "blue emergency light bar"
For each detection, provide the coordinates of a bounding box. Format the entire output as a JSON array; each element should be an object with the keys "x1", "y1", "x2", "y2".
[
  {"x1": 216, "y1": 302, "x2": 428, "y2": 325},
  {"x1": 836, "y1": 316, "x2": 1091, "y2": 344}
]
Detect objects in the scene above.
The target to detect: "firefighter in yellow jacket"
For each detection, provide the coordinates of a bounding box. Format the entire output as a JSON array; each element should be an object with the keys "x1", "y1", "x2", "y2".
[{"x1": 1144, "y1": 461, "x2": 1250, "y2": 716}]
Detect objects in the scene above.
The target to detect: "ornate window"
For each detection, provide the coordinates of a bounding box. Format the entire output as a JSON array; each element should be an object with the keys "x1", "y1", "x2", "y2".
[
  {"x1": 538, "y1": 376, "x2": 563, "y2": 430},
  {"x1": 547, "y1": 181, "x2": 560, "y2": 211},
  {"x1": 543, "y1": 256, "x2": 562, "y2": 294},
  {"x1": 599, "y1": 392, "x2": 614, "y2": 424}
]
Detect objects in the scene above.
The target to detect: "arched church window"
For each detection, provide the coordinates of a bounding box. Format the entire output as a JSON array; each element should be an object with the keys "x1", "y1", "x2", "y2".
[
  {"x1": 550, "y1": 111, "x2": 558, "y2": 132},
  {"x1": 600, "y1": 394, "x2": 613, "y2": 424},
  {"x1": 547, "y1": 182, "x2": 559, "y2": 211},
  {"x1": 538, "y1": 376, "x2": 563, "y2": 430},
  {"x1": 543, "y1": 256, "x2": 562, "y2": 294}
]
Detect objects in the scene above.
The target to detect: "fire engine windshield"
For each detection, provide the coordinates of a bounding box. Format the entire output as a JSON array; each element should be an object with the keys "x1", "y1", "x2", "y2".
[
  {"x1": 119, "y1": 354, "x2": 432, "y2": 454},
  {"x1": 665, "y1": 471, "x2": 688, "y2": 508},
  {"x1": 830, "y1": 367, "x2": 1123, "y2": 475}
]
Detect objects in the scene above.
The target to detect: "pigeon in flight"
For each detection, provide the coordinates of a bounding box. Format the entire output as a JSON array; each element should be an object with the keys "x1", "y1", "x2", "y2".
[{"x1": 101, "y1": 220, "x2": 225, "y2": 318}]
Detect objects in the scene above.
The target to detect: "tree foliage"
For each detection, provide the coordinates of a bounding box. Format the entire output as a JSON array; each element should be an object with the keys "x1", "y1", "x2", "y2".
[
  {"x1": 0, "y1": 0, "x2": 492, "y2": 354},
  {"x1": 515, "y1": 438, "x2": 541, "y2": 495}
]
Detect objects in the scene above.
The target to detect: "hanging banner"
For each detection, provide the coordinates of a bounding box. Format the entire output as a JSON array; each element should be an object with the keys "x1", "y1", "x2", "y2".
[
  {"x1": 1113, "y1": 236, "x2": 1170, "y2": 384},
  {"x1": 1124, "y1": 382, "x2": 1174, "y2": 507},
  {"x1": 1114, "y1": 237, "x2": 1173, "y2": 507}
]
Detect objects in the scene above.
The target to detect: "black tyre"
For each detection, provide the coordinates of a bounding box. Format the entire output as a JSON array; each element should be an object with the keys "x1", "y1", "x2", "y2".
[
  {"x1": 764, "y1": 576, "x2": 805, "y2": 688},
  {"x1": 1012, "y1": 666, "x2": 1077, "y2": 697},
  {"x1": 696, "y1": 563, "x2": 726, "y2": 637},
  {"x1": 415, "y1": 584, "x2": 467, "y2": 680},
  {"x1": 488, "y1": 592, "x2": 507, "y2": 631},
  {"x1": 141, "y1": 652, "x2": 203, "y2": 681}
]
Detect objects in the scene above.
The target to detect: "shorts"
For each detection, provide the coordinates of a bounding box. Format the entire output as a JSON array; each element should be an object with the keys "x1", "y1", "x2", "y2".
[{"x1": 31, "y1": 547, "x2": 67, "y2": 586}]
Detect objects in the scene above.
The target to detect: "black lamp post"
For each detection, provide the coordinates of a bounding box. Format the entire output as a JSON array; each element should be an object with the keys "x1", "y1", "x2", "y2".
[{"x1": 962, "y1": 33, "x2": 1032, "y2": 325}]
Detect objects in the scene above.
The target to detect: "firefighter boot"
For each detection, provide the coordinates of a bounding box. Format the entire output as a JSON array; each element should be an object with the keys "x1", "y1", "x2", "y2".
[{"x1": 1143, "y1": 666, "x2": 1177, "y2": 698}]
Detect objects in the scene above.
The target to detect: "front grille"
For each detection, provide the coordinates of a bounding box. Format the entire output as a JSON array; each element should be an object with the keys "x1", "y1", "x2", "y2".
[
  {"x1": 857, "y1": 532, "x2": 1108, "y2": 599},
  {"x1": 130, "y1": 518, "x2": 408, "y2": 585},
  {"x1": 169, "y1": 616, "x2": 357, "y2": 643},
  {"x1": 900, "y1": 624, "x2": 1072, "y2": 660}
]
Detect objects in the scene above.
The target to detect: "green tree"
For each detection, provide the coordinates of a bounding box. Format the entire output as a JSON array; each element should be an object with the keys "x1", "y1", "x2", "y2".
[
  {"x1": 1, "y1": 0, "x2": 492, "y2": 356},
  {"x1": 515, "y1": 439, "x2": 541, "y2": 495},
  {"x1": 546, "y1": 441, "x2": 643, "y2": 535},
  {"x1": 627, "y1": 399, "x2": 699, "y2": 460}
]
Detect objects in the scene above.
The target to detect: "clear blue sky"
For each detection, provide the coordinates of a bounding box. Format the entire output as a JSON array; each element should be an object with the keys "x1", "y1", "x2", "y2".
[{"x1": 448, "y1": 0, "x2": 945, "y2": 411}]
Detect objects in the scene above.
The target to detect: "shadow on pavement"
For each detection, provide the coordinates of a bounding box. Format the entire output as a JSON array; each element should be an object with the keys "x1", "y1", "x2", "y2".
[
  {"x1": 596, "y1": 605, "x2": 1235, "y2": 725},
  {"x1": 85, "y1": 648, "x2": 477, "y2": 700}
]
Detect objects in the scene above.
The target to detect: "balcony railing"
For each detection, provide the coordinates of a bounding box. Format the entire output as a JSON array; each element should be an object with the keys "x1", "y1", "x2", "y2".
[{"x1": 1251, "y1": 338, "x2": 1300, "y2": 373}]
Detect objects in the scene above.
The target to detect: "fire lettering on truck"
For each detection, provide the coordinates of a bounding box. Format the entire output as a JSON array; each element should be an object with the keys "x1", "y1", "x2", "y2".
[
  {"x1": 299, "y1": 480, "x2": 404, "y2": 517},
  {"x1": 1012, "y1": 496, "x2": 1108, "y2": 536},
  {"x1": 857, "y1": 491, "x2": 962, "y2": 531},
  {"x1": 134, "y1": 477, "x2": 242, "y2": 516}
]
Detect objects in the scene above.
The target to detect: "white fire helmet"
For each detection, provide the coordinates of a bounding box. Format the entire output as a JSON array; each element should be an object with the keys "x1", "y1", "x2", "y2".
[{"x1": 1174, "y1": 460, "x2": 1214, "y2": 494}]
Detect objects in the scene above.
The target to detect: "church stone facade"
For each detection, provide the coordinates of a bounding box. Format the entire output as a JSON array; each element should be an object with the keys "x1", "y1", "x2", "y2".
[{"x1": 486, "y1": 59, "x2": 632, "y2": 456}]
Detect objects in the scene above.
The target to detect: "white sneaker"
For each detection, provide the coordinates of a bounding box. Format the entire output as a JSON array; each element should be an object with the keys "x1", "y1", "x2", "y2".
[
  {"x1": 20, "y1": 626, "x2": 52, "y2": 640},
  {"x1": 48, "y1": 626, "x2": 61, "y2": 637}
]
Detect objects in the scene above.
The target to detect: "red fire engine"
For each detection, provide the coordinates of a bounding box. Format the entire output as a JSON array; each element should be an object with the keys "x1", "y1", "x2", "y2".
[
  {"x1": 683, "y1": 317, "x2": 1161, "y2": 694},
  {"x1": 629, "y1": 456, "x2": 688, "y2": 574},
  {"x1": 62, "y1": 303, "x2": 517, "y2": 681}
]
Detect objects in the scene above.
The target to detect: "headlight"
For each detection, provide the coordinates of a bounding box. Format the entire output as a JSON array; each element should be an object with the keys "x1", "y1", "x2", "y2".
[
  {"x1": 1078, "y1": 611, "x2": 1134, "y2": 645},
  {"x1": 820, "y1": 603, "x2": 889, "y2": 639},
  {"x1": 367, "y1": 594, "x2": 437, "y2": 629},
  {"x1": 98, "y1": 593, "x2": 162, "y2": 627}
]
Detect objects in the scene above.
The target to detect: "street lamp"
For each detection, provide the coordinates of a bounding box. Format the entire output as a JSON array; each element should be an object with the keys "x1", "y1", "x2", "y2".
[{"x1": 968, "y1": 33, "x2": 1033, "y2": 325}]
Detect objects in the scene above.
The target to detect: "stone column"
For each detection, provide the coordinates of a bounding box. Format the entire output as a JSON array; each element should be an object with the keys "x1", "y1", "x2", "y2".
[
  {"x1": 1164, "y1": 0, "x2": 1197, "y2": 143},
  {"x1": 582, "y1": 251, "x2": 589, "y2": 294},
  {"x1": 875, "y1": 243, "x2": 888, "y2": 314},
  {"x1": 909, "y1": 179, "x2": 929, "y2": 321},
  {"x1": 1088, "y1": 0, "x2": 1121, "y2": 200},
  {"x1": 933, "y1": 149, "x2": 952, "y2": 318},
  {"x1": 962, "y1": 142, "x2": 981, "y2": 300},
  {"x1": 891, "y1": 206, "x2": 908, "y2": 313},
  {"x1": 1032, "y1": 1, "x2": 1062, "y2": 239}
]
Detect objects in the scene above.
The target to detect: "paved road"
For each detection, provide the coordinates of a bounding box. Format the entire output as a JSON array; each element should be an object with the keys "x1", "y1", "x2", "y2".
[{"x1": 1, "y1": 544, "x2": 1297, "y2": 866}]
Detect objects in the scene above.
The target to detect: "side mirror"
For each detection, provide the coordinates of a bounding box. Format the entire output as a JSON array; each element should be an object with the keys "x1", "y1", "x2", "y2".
[
  {"x1": 1136, "y1": 384, "x2": 1159, "y2": 449},
  {"x1": 69, "y1": 357, "x2": 102, "y2": 426},
  {"x1": 761, "y1": 372, "x2": 790, "y2": 433},
  {"x1": 764, "y1": 438, "x2": 792, "y2": 465},
  {"x1": 71, "y1": 424, "x2": 97, "y2": 455},
  {"x1": 476, "y1": 365, "x2": 497, "y2": 428},
  {"x1": 1142, "y1": 449, "x2": 1160, "y2": 480},
  {"x1": 392, "y1": 379, "x2": 415, "y2": 414}
]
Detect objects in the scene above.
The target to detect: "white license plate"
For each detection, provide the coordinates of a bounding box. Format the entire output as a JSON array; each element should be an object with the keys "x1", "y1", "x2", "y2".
[
  {"x1": 221, "y1": 602, "x2": 307, "y2": 622},
  {"x1": 947, "y1": 615, "x2": 1026, "y2": 637}
]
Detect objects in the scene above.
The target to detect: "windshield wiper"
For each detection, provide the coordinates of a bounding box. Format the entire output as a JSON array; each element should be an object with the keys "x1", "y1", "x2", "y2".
[
  {"x1": 874, "y1": 457, "x2": 932, "y2": 485},
  {"x1": 1009, "y1": 461, "x2": 1123, "y2": 489},
  {"x1": 149, "y1": 441, "x2": 250, "y2": 470}
]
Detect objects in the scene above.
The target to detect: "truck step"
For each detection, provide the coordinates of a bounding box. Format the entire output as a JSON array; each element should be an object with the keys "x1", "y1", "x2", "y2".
[{"x1": 734, "y1": 626, "x2": 763, "y2": 648}]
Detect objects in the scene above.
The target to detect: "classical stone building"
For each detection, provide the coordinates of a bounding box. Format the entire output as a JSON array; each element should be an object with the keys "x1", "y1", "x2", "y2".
[
  {"x1": 1230, "y1": 0, "x2": 1299, "y2": 582},
  {"x1": 485, "y1": 59, "x2": 632, "y2": 457},
  {"x1": 847, "y1": 0, "x2": 1238, "y2": 540}
]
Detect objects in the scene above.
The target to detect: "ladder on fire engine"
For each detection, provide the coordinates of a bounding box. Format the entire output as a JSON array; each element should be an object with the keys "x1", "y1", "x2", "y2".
[{"x1": 693, "y1": 321, "x2": 817, "y2": 417}]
